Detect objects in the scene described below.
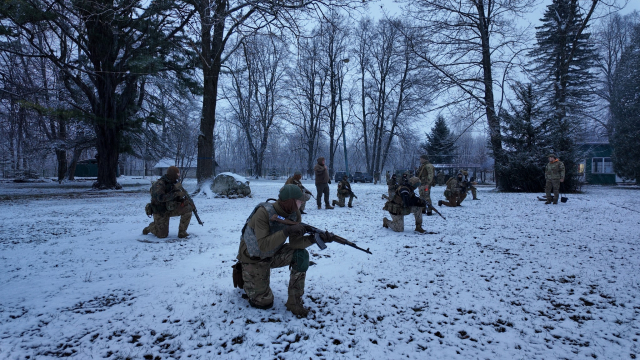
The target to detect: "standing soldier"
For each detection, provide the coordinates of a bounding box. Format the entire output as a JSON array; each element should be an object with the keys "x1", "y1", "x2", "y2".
[
  {"x1": 437, "y1": 170, "x2": 445, "y2": 186},
  {"x1": 438, "y1": 172, "x2": 466, "y2": 208},
  {"x1": 416, "y1": 155, "x2": 435, "y2": 216},
  {"x1": 143, "y1": 166, "x2": 193, "y2": 238},
  {"x1": 382, "y1": 177, "x2": 427, "y2": 233},
  {"x1": 544, "y1": 154, "x2": 565, "y2": 204},
  {"x1": 333, "y1": 175, "x2": 355, "y2": 208},
  {"x1": 314, "y1": 157, "x2": 334, "y2": 209},
  {"x1": 285, "y1": 171, "x2": 313, "y2": 214},
  {"x1": 233, "y1": 185, "x2": 334, "y2": 317},
  {"x1": 462, "y1": 170, "x2": 479, "y2": 200}
]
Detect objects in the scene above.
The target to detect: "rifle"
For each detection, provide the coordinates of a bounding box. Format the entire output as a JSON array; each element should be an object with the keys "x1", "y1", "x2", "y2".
[
  {"x1": 175, "y1": 184, "x2": 204, "y2": 226},
  {"x1": 425, "y1": 202, "x2": 446, "y2": 220},
  {"x1": 346, "y1": 188, "x2": 358, "y2": 199},
  {"x1": 270, "y1": 214, "x2": 372, "y2": 254}
]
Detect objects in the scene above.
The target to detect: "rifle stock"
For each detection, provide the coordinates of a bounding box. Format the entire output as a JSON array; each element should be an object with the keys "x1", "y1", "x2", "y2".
[{"x1": 175, "y1": 184, "x2": 204, "y2": 226}]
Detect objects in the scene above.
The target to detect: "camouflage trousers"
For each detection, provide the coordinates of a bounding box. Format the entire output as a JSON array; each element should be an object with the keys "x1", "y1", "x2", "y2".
[
  {"x1": 418, "y1": 186, "x2": 432, "y2": 206},
  {"x1": 335, "y1": 194, "x2": 354, "y2": 207},
  {"x1": 470, "y1": 186, "x2": 478, "y2": 199},
  {"x1": 147, "y1": 203, "x2": 193, "y2": 238},
  {"x1": 242, "y1": 244, "x2": 306, "y2": 307},
  {"x1": 441, "y1": 192, "x2": 465, "y2": 207},
  {"x1": 545, "y1": 179, "x2": 561, "y2": 204},
  {"x1": 386, "y1": 207, "x2": 422, "y2": 232}
]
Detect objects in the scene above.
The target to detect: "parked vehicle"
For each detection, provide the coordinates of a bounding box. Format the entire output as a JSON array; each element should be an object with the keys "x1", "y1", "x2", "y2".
[
  {"x1": 353, "y1": 171, "x2": 373, "y2": 183},
  {"x1": 334, "y1": 171, "x2": 353, "y2": 183}
]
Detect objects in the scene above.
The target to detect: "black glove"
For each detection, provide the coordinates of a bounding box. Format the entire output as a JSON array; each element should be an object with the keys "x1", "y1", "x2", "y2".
[
  {"x1": 328, "y1": 180, "x2": 332, "y2": 184},
  {"x1": 319, "y1": 231, "x2": 335, "y2": 243},
  {"x1": 283, "y1": 224, "x2": 305, "y2": 239}
]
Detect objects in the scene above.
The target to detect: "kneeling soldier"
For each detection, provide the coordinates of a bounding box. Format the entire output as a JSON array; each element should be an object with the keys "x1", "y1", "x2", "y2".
[
  {"x1": 382, "y1": 176, "x2": 427, "y2": 233},
  {"x1": 143, "y1": 166, "x2": 192, "y2": 238},
  {"x1": 438, "y1": 172, "x2": 466, "y2": 207},
  {"x1": 333, "y1": 175, "x2": 355, "y2": 208},
  {"x1": 234, "y1": 185, "x2": 333, "y2": 317}
]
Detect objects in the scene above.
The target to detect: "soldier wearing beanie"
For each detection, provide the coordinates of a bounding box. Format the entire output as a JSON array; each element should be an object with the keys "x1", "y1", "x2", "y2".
[
  {"x1": 143, "y1": 166, "x2": 193, "y2": 238},
  {"x1": 314, "y1": 157, "x2": 334, "y2": 209},
  {"x1": 233, "y1": 184, "x2": 334, "y2": 317},
  {"x1": 284, "y1": 171, "x2": 313, "y2": 213},
  {"x1": 544, "y1": 153, "x2": 565, "y2": 204}
]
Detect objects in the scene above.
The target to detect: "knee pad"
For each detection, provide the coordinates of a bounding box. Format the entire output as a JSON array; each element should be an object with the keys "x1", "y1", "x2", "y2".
[{"x1": 291, "y1": 249, "x2": 309, "y2": 272}]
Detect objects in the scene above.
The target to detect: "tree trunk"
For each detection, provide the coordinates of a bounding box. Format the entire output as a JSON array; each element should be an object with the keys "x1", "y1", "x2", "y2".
[
  {"x1": 196, "y1": 0, "x2": 226, "y2": 186},
  {"x1": 93, "y1": 124, "x2": 121, "y2": 189},
  {"x1": 67, "y1": 146, "x2": 83, "y2": 180},
  {"x1": 477, "y1": 3, "x2": 503, "y2": 187}
]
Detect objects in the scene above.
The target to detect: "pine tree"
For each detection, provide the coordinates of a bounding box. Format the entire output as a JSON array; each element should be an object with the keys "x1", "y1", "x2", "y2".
[
  {"x1": 610, "y1": 24, "x2": 640, "y2": 181},
  {"x1": 421, "y1": 115, "x2": 456, "y2": 164},
  {"x1": 532, "y1": 0, "x2": 599, "y2": 192},
  {"x1": 500, "y1": 83, "x2": 547, "y2": 192}
]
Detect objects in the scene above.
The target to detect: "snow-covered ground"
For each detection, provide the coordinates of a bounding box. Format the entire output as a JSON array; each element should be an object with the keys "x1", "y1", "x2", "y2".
[{"x1": 1, "y1": 179, "x2": 639, "y2": 359}]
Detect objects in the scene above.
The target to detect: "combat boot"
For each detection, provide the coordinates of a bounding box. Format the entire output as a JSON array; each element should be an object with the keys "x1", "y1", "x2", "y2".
[
  {"x1": 415, "y1": 224, "x2": 426, "y2": 234},
  {"x1": 438, "y1": 200, "x2": 443, "y2": 207},
  {"x1": 331, "y1": 200, "x2": 337, "y2": 207},
  {"x1": 383, "y1": 218, "x2": 390, "y2": 228},
  {"x1": 318, "y1": 204, "x2": 322, "y2": 210},
  {"x1": 285, "y1": 296, "x2": 309, "y2": 317},
  {"x1": 142, "y1": 226, "x2": 151, "y2": 235},
  {"x1": 178, "y1": 230, "x2": 189, "y2": 238}
]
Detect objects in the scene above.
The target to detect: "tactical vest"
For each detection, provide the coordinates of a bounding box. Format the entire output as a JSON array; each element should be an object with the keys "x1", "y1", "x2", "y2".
[
  {"x1": 240, "y1": 202, "x2": 298, "y2": 259},
  {"x1": 149, "y1": 177, "x2": 179, "y2": 215}
]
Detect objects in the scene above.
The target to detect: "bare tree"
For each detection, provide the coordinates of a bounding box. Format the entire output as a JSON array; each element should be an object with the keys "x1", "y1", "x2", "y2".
[
  {"x1": 593, "y1": 11, "x2": 639, "y2": 132},
  {"x1": 286, "y1": 27, "x2": 329, "y2": 176},
  {"x1": 401, "y1": 0, "x2": 537, "y2": 187},
  {"x1": 183, "y1": 0, "x2": 360, "y2": 186},
  {"x1": 223, "y1": 34, "x2": 289, "y2": 178},
  {"x1": 365, "y1": 19, "x2": 433, "y2": 181}
]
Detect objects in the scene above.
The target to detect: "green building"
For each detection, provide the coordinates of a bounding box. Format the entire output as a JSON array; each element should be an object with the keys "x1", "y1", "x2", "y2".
[{"x1": 579, "y1": 142, "x2": 618, "y2": 185}]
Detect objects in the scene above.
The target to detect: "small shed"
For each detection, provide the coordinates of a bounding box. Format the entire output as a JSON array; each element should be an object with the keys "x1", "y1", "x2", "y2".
[{"x1": 153, "y1": 157, "x2": 218, "y2": 178}]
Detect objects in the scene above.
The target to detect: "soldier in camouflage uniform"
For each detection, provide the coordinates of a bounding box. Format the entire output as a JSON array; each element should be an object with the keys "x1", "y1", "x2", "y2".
[
  {"x1": 285, "y1": 171, "x2": 312, "y2": 213},
  {"x1": 383, "y1": 173, "x2": 399, "y2": 200},
  {"x1": 462, "y1": 170, "x2": 479, "y2": 200},
  {"x1": 234, "y1": 185, "x2": 334, "y2": 317},
  {"x1": 438, "y1": 172, "x2": 466, "y2": 208},
  {"x1": 143, "y1": 166, "x2": 193, "y2": 238},
  {"x1": 416, "y1": 155, "x2": 435, "y2": 216},
  {"x1": 332, "y1": 175, "x2": 355, "y2": 208},
  {"x1": 544, "y1": 154, "x2": 565, "y2": 204},
  {"x1": 382, "y1": 177, "x2": 427, "y2": 233}
]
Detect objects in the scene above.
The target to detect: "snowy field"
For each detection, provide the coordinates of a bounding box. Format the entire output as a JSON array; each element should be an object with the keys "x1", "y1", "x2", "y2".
[{"x1": 1, "y1": 178, "x2": 639, "y2": 359}]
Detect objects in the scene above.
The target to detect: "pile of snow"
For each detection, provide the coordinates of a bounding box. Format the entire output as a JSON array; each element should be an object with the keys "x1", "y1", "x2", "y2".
[{"x1": 0, "y1": 181, "x2": 638, "y2": 359}]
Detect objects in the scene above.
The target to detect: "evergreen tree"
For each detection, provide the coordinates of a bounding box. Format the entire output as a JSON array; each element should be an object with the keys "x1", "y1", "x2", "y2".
[
  {"x1": 421, "y1": 115, "x2": 456, "y2": 164},
  {"x1": 500, "y1": 82, "x2": 547, "y2": 192},
  {"x1": 610, "y1": 24, "x2": 640, "y2": 181},
  {"x1": 532, "y1": 0, "x2": 599, "y2": 192}
]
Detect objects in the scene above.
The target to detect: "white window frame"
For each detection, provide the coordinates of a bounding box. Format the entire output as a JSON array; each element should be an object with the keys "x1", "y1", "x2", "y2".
[{"x1": 592, "y1": 157, "x2": 613, "y2": 174}]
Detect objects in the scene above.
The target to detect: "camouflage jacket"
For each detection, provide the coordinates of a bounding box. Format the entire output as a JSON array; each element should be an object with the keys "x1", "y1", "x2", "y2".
[
  {"x1": 237, "y1": 202, "x2": 314, "y2": 263},
  {"x1": 416, "y1": 162, "x2": 434, "y2": 186},
  {"x1": 337, "y1": 179, "x2": 352, "y2": 196},
  {"x1": 285, "y1": 177, "x2": 310, "y2": 195},
  {"x1": 150, "y1": 176, "x2": 183, "y2": 214},
  {"x1": 545, "y1": 160, "x2": 565, "y2": 180},
  {"x1": 384, "y1": 184, "x2": 425, "y2": 215}
]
